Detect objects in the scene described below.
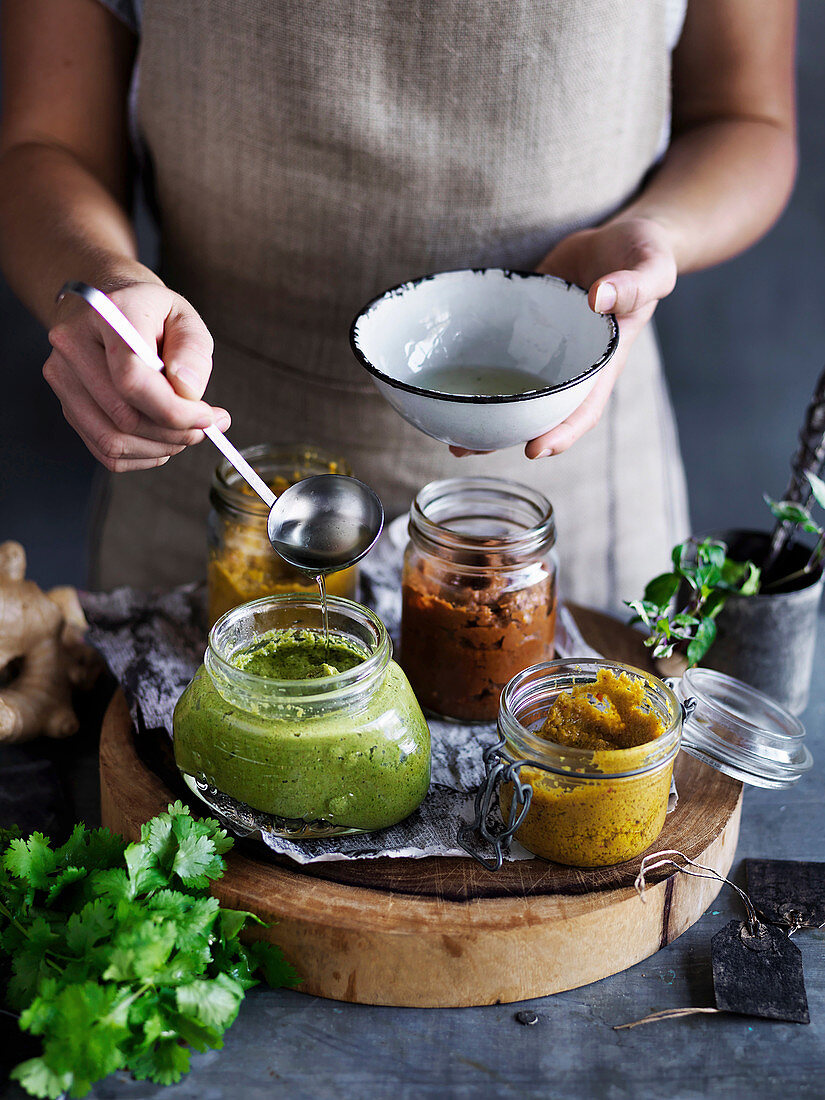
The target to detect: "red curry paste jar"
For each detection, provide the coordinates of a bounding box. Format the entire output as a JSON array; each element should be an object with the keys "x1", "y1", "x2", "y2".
[{"x1": 400, "y1": 477, "x2": 557, "y2": 722}]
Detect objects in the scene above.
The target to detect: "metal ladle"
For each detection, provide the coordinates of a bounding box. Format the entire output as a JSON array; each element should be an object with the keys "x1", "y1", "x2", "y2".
[{"x1": 59, "y1": 282, "x2": 384, "y2": 573}]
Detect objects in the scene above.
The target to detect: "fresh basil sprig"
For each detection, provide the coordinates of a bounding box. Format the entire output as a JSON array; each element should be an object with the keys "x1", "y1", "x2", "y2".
[
  {"x1": 0, "y1": 802, "x2": 298, "y2": 1098},
  {"x1": 625, "y1": 537, "x2": 760, "y2": 666}
]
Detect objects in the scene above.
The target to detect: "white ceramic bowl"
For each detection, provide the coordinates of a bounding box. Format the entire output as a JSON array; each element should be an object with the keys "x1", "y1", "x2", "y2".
[{"x1": 350, "y1": 268, "x2": 618, "y2": 451}]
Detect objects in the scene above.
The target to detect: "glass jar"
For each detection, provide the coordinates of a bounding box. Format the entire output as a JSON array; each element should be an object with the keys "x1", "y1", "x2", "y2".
[
  {"x1": 497, "y1": 659, "x2": 681, "y2": 867},
  {"x1": 400, "y1": 477, "x2": 557, "y2": 722},
  {"x1": 207, "y1": 444, "x2": 358, "y2": 626},
  {"x1": 461, "y1": 658, "x2": 813, "y2": 871},
  {"x1": 173, "y1": 594, "x2": 431, "y2": 838}
]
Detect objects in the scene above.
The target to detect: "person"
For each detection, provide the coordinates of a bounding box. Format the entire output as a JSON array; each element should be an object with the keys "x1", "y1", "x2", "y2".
[{"x1": 0, "y1": 0, "x2": 797, "y2": 610}]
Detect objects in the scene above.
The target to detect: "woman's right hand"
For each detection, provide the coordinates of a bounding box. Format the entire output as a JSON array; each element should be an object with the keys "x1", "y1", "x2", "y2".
[{"x1": 45, "y1": 281, "x2": 230, "y2": 472}]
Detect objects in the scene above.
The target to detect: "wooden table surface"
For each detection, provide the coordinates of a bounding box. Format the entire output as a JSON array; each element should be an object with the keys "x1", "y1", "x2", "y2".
[{"x1": 2, "y1": 619, "x2": 824, "y2": 1100}]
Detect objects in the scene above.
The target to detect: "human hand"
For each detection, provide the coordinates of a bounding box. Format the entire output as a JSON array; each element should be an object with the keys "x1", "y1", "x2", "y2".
[
  {"x1": 45, "y1": 282, "x2": 229, "y2": 471},
  {"x1": 449, "y1": 216, "x2": 678, "y2": 459}
]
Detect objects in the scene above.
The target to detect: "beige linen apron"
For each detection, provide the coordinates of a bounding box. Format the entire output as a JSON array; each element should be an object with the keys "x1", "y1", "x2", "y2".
[{"x1": 94, "y1": 0, "x2": 690, "y2": 612}]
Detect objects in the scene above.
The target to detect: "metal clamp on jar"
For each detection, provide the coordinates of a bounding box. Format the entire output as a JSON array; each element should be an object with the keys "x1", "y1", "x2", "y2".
[{"x1": 459, "y1": 658, "x2": 812, "y2": 870}]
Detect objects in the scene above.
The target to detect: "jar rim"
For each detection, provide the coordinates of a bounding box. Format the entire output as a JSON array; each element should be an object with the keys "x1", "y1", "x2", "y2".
[
  {"x1": 498, "y1": 658, "x2": 681, "y2": 778},
  {"x1": 409, "y1": 476, "x2": 555, "y2": 558},
  {"x1": 210, "y1": 443, "x2": 352, "y2": 518},
  {"x1": 206, "y1": 593, "x2": 391, "y2": 702}
]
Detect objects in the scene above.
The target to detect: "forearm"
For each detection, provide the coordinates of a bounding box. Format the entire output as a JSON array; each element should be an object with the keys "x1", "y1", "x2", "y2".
[
  {"x1": 614, "y1": 116, "x2": 796, "y2": 276},
  {"x1": 0, "y1": 142, "x2": 160, "y2": 328}
]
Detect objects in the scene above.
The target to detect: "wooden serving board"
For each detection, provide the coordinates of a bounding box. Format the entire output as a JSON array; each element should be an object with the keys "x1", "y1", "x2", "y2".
[{"x1": 100, "y1": 606, "x2": 743, "y2": 1008}]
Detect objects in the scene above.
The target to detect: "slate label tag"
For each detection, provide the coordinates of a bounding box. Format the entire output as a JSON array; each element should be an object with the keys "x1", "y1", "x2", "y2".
[
  {"x1": 745, "y1": 859, "x2": 825, "y2": 930},
  {"x1": 711, "y1": 920, "x2": 809, "y2": 1024}
]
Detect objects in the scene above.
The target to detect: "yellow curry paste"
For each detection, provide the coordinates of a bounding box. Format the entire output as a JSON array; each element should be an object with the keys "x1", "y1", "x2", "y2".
[{"x1": 502, "y1": 668, "x2": 674, "y2": 868}]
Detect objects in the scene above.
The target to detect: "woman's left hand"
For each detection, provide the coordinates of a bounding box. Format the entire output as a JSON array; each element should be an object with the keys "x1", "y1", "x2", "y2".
[{"x1": 450, "y1": 215, "x2": 678, "y2": 458}]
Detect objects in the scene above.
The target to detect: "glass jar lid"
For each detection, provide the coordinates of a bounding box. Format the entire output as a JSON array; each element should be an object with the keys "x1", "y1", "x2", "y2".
[{"x1": 674, "y1": 667, "x2": 813, "y2": 789}]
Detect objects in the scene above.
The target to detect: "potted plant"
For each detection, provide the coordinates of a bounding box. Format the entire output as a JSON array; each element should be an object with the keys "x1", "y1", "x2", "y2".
[{"x1": 627, "y1": 372, "x2": 825, "y2": 715}]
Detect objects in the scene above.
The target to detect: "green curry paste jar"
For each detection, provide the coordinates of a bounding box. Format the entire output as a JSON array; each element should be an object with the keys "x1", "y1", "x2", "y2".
[{"x1": 173, "y1": 594, "x2": 431, "y2": 839}]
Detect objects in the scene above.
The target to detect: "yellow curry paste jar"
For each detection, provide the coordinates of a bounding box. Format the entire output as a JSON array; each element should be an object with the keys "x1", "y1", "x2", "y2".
[
  {"x1": 476, "y1": 659, "x2": 681, "y2": 868},
  {"x1": 207, "y1": 444, "x2": 358, "y2": 626},
  {"x1": 460, "y1": 660, "x2": 813, "y2": 870}
]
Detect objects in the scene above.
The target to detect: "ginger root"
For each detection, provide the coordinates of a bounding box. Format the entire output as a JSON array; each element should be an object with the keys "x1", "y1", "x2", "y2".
[{"x1": 0, "y1": 541, "x2": 102, "y2": 743}]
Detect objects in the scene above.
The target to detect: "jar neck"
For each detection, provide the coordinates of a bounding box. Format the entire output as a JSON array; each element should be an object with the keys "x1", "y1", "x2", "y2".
[
  {"x1": 205, "y1": 594, "x2": 391, "y2": 716},
  {"x1": 498, "y1": 659, "x2": 681, "y2": 777},
  {"x1": 210, "y1": 444, "x2": 352, "y2": 520},
  {"x1": 408, "y1": 476, "x2": 555, "y2": 568}
]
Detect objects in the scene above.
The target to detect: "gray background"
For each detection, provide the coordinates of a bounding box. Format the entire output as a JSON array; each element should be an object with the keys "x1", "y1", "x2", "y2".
[
  {"x1": 1, "y1": 4, "x2": 824, "y2": 589},
  {"x1": 1, "y1": 9, "x2": 825, "y2": 1100}
]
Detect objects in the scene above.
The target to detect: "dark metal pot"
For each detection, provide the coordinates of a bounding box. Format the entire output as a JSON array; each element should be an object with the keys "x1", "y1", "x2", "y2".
[{"x1": 702, "y1": 530, "x2": 823, "y2": 715}]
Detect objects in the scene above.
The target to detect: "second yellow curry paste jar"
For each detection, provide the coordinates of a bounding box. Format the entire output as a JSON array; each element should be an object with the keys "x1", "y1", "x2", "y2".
[
  {"x1": 460, "y1": 659, "x2": 813, "y2": 870},
  {"x1": 207, "y1": 444, "x2": 358, "y2": 626},
  {"x1": 480, "y1": 659, "x2": 681, "y2": 868}
]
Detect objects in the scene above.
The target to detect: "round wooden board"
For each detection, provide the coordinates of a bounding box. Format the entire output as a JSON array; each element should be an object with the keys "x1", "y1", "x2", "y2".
[{"x1": 99, "y1": 605, "x2": 743, "y2": 1008}]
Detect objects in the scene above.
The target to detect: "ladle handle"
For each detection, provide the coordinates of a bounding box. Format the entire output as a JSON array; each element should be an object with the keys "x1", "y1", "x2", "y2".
[{"x1": 58, "y1": 282, "x2": 276, "y2": 509}]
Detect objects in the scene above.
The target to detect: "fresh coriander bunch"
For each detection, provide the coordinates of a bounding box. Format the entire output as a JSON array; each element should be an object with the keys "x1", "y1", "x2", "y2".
[
  {"x1": 625, "y1": 537, "x2": 760, "y2": 666},
  {"x1": 0, "y1": 802, "x2": 298, "y2": 1099}
]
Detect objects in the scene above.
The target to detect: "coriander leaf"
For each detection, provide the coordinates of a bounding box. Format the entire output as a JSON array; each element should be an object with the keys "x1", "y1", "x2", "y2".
[
  {"x1": 57, "y1": 824, "x2": 126, "y2": 875},
  {"x1": 142, "y1": 803, "x2": 232, "y2": 875},
  {"x1": 124, "y1": 843, "x2": 167, "y2": 896},
  {"x1": 129, "y1": 1038, "x2": 191, "y2": 1085},
  {"x1": 2, "y1": 810, "x2": 295, "y2": 1100},
  {"x1": 9, "y1": 1057, "x2": 71, "y2": 1100},
  {"x1": 20, "y1": 982, "x2": 130, "y2": 1099},
  {"x1": 163, "y1": 1009, "x2": 224, "y2": 1053},
  {"x1": 6, "y1": 917, "x2": 61, "y2": 1010},
  {"x1": 3, "y1": 834, "x2": 58, "y2": 894},
  {"x1": 103, "y1": 918, "x2": 178, "y2": 983},
  {"x1": 176, "y1": 973, "x2": 244, "y2": 1032},
  {"x1": 170, "y1": 895, "x2": 220, "y2": 954},
  {"x1": 141, "y1": 811, "x2": 176, "y2": 866},
  {"x1": 45, "y1": 866, "x2": 87, "y2": 905},
  {"x1": 90, "y1": 867, "x2": 133, "y2": 902},
  {"x1": 245, "y1": 940, "x2": 301, "y2": 989},
  {"x1": 170, "y1": 815, "x2": 226, "y2": 888},
  {"x1": 217, "y1": 907, "x2": 248, "y2": 943},
  {"x1": 64, "y1": 899, "x2": 117, "y2": 956}
]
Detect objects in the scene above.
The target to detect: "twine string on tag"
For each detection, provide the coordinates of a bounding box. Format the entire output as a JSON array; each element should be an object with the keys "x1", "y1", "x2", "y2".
[
  {"x1": 634, "y1": 849, "x2": 761, "y2": 933},
  {"x1": 614, "y1": 1007, "x2": 721, "y2": 1030}
]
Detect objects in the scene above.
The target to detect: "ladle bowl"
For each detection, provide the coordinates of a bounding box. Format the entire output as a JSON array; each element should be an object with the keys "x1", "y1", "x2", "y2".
[{"x1": 266, "y1": 474, "x2": 384, "y2": 574}]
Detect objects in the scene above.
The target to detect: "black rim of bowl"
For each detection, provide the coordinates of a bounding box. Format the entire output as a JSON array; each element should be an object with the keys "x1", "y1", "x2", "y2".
[{"x1": 348, "y1": 268, "x2": 620, "y2": 405}]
